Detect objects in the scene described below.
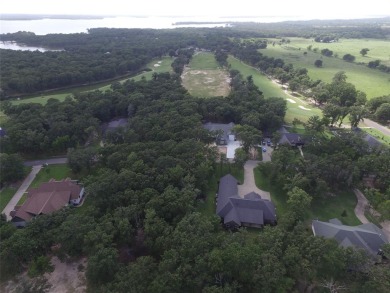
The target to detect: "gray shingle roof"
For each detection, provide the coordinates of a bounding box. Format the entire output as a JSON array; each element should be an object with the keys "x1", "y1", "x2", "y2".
[
  {"x1": 279, "y1": 133, "x2": 305, "y2": 146},
  {"x1": 312, "y1": 219, "x2": 388, "y2": 255},
  {"x1": 203, "y1": 122, "x2": 235, "y2": 145},
  {"x1": 217, "y1": 175, "x2": 276, "y2": 227}
]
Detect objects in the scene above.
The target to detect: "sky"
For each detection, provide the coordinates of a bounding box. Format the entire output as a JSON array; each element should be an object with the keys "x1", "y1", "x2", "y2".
[{"x1": 2, "y1": 0, "x2": 389, "y2": 19}]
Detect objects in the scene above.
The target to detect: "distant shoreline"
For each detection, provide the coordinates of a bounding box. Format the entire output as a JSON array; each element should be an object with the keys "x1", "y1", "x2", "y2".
[{"x1": 0, "y1": 14, "x2": 108, "y2": 21}]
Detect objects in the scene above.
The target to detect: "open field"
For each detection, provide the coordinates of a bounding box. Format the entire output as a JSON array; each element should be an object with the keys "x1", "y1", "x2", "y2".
[
  {"x1": 261, "y1": 38, "x2": 390, "y2": 99},
  {"x1": 181, "y1": 52, "x2": 230, "y2": 98},
  {"x1": 9, "y1": 57, "x2": 173, "y2": 106},
  {"x1": 228, "y1": 56, "x2": 322, "y2": 123}
]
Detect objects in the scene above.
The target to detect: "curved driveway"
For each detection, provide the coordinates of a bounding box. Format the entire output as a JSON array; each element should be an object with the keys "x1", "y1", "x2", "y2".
[{"x1": 238, "y1": 160, "x2": 270, "y2": 200}]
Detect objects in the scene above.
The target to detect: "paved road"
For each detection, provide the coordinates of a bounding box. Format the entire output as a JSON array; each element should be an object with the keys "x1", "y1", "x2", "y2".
[
  {"x1": 362, "y1": 118, "x2": 390, "y2": 137},
  {"x1": 238, "y1": 160, "x2": 271, "y2": 200},
  {"x1": 24, "y1": 157, "x2": 67, "y2": 167},
  {"x1": 2, "y1": 165, "x2": 42, "y2": 220}
]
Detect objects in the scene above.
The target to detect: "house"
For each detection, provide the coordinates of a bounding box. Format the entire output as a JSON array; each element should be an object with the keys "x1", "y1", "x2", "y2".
[
  {"x1": 312, "y1": 219, "x2": 389, "y2": 256},
  {"x1": 11, "y1": 179, "x2": 84, "y2": 227},
  {"x1": 278, "y1": 133, "x2": 305, "y2": 147},
  {"x1": 216, "y1": 174, "x2": 277, "y2": 229},
  {"x1": 203, "y1": 122, "x2": 235, "y2": 145}
]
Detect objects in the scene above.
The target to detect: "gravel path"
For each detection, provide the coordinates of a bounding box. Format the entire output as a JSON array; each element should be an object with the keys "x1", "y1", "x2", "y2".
[
  {"x1": 238, "y1": 160, "x2": 271, "y2": 200},
  {"x1": 2, "y1": 165, "x2": 42, "y2": 220}
]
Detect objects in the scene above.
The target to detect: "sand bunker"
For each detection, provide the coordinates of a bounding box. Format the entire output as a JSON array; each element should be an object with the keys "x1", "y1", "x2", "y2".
[
  {"x1": 154, "y1": 64, "x2": 160, "y2": 67},
  {"x1": 287, "y1": 98, "x2": 296, "y2": 103},
  {"x1": 299, "y1": 105, "x2": 311, "y2": 111},
  {"x1": 158, "y1": 61, "x2": 162, "y2": 64}
]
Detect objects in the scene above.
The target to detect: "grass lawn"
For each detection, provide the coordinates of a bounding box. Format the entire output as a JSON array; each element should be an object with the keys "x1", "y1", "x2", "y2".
[
  {"x1": 228, "y1": 55, "x2": 322, "y2": 123},
  {"x1": 182, "y1": 52, "x2": 230, "y2": 98},
  {"x1": 261, "y1": 38, "x2": 390, "y2": 99},
  {"x1": 17, "y1": 193, "x2": 28, "y2": 205},
  {"x1": 362, "y1": 127, "x2": 390, "y2": 145},
  {"x1": 29, "y1": 164, "x2": 72, "y2": 189},
  {"x1": 0, "y1": 187, "x2": 17, "y2": 211},
  {"x1": 309, "y1": 190, "x2": 361, "y2": 226},
  {"x1": 197, "y1": 163, "x2": 244, "y2": 218},
  {"x1": 254, "y1": 165, "x2": 361, "y2": 225}
]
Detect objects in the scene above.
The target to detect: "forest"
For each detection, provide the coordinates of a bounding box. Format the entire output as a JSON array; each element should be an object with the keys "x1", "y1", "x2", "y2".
[{"x1": 1, "y1": 19, "x2": 390, "y2": 292}]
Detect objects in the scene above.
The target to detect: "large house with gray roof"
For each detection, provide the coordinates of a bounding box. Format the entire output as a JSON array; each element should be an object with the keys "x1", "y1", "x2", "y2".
[
  {"x1": 203, "y1": 122, "x2": 235, "y2": 145},
  {"x1": 312, "y1": 219, "x2": 388, "y2": 256},
  {"x1": 216, "y1": 174, "x2": 277, "y2": 229}
]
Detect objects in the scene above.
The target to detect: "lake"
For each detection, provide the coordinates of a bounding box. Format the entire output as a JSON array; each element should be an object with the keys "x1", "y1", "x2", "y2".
[
  {"x1": 0, "y1": 41, "x2": 62, "y2": 51},
  {"x1": 0, "y1": 16, "x2": 232, "y2": 35},
  {"x1": 0, "y1": 15, "x2": 321, "y2": 35}
]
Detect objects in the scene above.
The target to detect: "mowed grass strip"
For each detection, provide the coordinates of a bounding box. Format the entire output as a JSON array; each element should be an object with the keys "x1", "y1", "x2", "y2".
[
  {"x1": 261, "y1": 38, "x2": 390, "y2": 99},
  {"x1": 182, "y1": 52, "x2": 230, "y2": 97},
  {"x1": 228, "y1": 56, "x2": 322, "y2": 123}
]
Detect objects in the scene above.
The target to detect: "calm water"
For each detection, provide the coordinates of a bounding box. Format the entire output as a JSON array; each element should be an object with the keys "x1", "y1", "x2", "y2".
[
  {"x1": 0, "y1": 41, "x2": 62, "y2": 51},
  {"x1": 0, "y1": 15, "x2": 321, "y2": 35},
  {"x1": 0, "y1": 16, "x2": 233, "y2": 35}
]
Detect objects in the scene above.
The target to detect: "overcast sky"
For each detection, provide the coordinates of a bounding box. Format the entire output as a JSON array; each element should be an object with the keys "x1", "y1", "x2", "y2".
[{"x1": 2, "y1": 0, "x2": 389, "y2": 19}]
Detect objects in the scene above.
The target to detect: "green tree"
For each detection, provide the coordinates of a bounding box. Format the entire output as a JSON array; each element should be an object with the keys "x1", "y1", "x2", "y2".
[
  {"x1": 343, "y1": 54, "x2": 356, "y2": 62},
  {"x1": 233, "y1": 124, "x2": 262, "y2": 153},
  {"x1": 0, "y1": 153, "x2": 25, "y2": 185},
  {"x1": 314, "y1": 59, "x2": 323, "y2": 67},
  {"x1": 360, "y1": 48, "x2": 369, "y2": 56},
  {"x1": 234, "y1": 148, "x2": 248, "y2": 168},
  {"x1": 86, "y1": 246, "x2": 119, "y2": 285},
  {"x1": 287, "y1": 187, "x2": 312, "y2": 221}
]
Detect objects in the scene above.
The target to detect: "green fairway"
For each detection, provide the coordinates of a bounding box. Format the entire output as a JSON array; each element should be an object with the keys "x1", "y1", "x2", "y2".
[
  {"x1": 12, "y1": 93, "x2": 72, "y2": 106},
  {"x1": 9, "y1": 57, "x2": 173, "y2": 106},
  {"x1": 188, "y1": 52, "x2": 220, "y2": 70},
  {"x1": 261, "y1": 38, "x2": 390, "y2": 99},
  {"x1": 228, "y1": 56, "x2": 322, "y2": 123},
  {"x1": 182, "y1": 52, "x2": 230, "y2": 97}
]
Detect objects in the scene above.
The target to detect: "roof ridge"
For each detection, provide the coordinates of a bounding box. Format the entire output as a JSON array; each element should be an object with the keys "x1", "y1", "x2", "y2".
[{"x1": 37, "y1": 191, "x2": 56, "y2": 215}]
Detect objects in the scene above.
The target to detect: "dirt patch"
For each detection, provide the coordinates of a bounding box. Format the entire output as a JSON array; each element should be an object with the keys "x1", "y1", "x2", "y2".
[
  {"x1": 0, "y1": 257, "x2": 87, "y2": 293},
  {"x1": 181, "y1": 67, "x2": 231, "y2": 97},
  {"x1": 44, "y1": 256, "x2": 87, "y2": 293}
]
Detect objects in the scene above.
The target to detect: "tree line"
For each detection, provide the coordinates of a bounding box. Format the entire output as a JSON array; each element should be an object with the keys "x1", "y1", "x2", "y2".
[{"x1": 1, "y1": 73, "x2": 389, "y2": 292}]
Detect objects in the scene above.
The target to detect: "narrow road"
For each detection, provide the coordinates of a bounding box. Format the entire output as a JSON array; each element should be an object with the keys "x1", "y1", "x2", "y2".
[
  {"x1": 362, "y1": 118, "x2": 390, "y2": 137},
  {"x1": 2, "y1": 165, "x2": 42, "y2": 220},
  {"x1": 24, "y1": 157, "x2": 67, "y2": 167},
  {"x1": 238, "y1": 160, "x2": 271, "y2": 200}
]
